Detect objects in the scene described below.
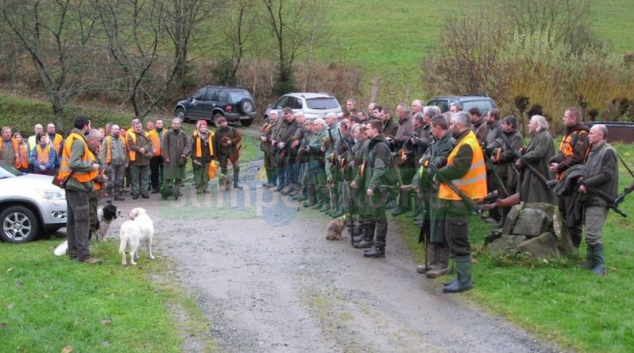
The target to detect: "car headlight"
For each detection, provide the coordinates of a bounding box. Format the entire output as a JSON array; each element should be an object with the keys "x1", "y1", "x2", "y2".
[{"x1": 37, "y1": 189, "x2": 66, "y2": 201}]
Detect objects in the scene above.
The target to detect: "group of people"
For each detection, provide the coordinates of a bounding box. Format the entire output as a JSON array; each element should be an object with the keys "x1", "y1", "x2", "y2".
[
  {"x1": 1, "y1": 123, "x2": 64, "y2": 175},
  {"x1": 259, "y1": 99, "x2": 622, "y2": 293},
  {"x1": 1, "y1": 113, "x2": 244, "y2": 264},
  {"x1": 1, "y1": 102, "x2": 622, "y2": 284}
]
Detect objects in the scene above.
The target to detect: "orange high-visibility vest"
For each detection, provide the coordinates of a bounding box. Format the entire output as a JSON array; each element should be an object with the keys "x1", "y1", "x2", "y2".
[
  {"x1": 147, "y1": 130, "x2": 162, "y2": 156},
  {"x1": 438, "y1": 130, "x2": 487, "y2": 201},
  {"x1": 15, "y1": 143, "x2": 28, "y2": 169},
  {"x1": 556, "y1": 130, "x2": 590, "y2": 180},
  {"x1": 50, "y1": 133, "x2": 63, "y2": 154},
  {"x1": 36, "y1": 144, "x2": 52, "y2": 165},
  {"x1": 104, "y1": 135, "x2": 128, "y2": 164},
  {"x1": 0, "y1": 138, "x2": 18, "y2": 155},
  {"x1": 58, "y1": 132, "x2": 98, "y2": 183},
  {"x1": 194, "y1": 131, "x2": 214, "y2": 158},
  {"x1": 127, "y1": 131, "x2": 148, "y2": 162}
]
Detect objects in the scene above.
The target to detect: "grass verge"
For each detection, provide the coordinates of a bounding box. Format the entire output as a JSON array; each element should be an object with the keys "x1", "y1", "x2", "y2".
[
  {"x1": 394, "y1": 142, "x2": 634, "y2": 353},
  {"x1": 0, "y1": 237, "x2": 213, "y2": 353}
]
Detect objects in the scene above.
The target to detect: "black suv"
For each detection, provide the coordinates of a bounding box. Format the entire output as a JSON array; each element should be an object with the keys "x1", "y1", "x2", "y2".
[
  {"x1": 174, "y1": 86, "x2": 256, "y2": 126},
  {"x1": 426, "y1": 95, "x2": 497, "y2": 114}
]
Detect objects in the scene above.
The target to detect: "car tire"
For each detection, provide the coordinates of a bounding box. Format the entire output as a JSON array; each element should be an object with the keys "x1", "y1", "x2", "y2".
[
  {"x1": 0, "y1": 206, "x2": 41, "y2": 244},
  {"x1": 175, "y1": 108, "x2": 187, "y2": 122},
  {"x1": 240, "y1": 119, "x2": 253, "y2": 127},
  {"x1": 238, "y1": 99, "x2": 255, "y2": 115}
]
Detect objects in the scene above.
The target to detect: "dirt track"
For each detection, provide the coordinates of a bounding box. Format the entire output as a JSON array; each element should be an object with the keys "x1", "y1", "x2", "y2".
[{"x1": 107, "y1": 150, "x2": 567, "y2": 353}]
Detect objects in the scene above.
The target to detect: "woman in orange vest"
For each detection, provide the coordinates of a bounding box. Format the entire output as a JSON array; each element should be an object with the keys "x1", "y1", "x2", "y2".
[
  {"x1": 31, "y1": 132, "x2": 56, "y2": 175},
  {"x1": 12, "y1": 133, "x2": 29, "y2": 172},
  {"x1": 191, "y1": 120, "x2": 215, "y2": 194}
]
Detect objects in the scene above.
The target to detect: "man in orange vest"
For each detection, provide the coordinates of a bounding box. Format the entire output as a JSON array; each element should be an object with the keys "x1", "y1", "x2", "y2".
[
  {"x1": 147, "y1": 119, "x2": 164, "y2": 194},
  {"x1": 435, "y1": 112, "x2": 487, "y2": 293},
  {"x1": 101, "y1": 124, "x2": 128, "y2": 201},
  {"x1": 0, "y1": 126, "x2": 18, "y2": 165},
  {"x1": 58, "y1": 116, "x2": 102, "y2": 264},
  {"x1": 548, "y1": 107, "x2": 590, "y2": 248},
  {"x1": 127, "y1": 121, "x2": 153, "y2": 199},
  {"x1": 46, "y1": 123, "x2": 63, "y2": 168}
]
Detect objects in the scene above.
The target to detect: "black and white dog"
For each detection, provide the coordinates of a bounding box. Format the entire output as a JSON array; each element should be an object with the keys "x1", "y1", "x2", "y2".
[{"x1": 96, "y1": 202, "x2": 121, "y2": 242}]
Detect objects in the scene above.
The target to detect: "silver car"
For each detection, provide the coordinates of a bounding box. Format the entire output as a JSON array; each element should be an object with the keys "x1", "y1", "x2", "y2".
[
  {"x1": 0, "y1": 162, "x2": 67, "y2": 243},
  {"x1": 264, "y1": 92, "x2": 343, "y2": 120}
]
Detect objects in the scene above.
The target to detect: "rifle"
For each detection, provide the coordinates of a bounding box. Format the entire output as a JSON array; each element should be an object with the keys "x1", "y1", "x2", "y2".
[
  {"x1": 615, "y1": 153, "x2": 634, "y2": 205},
  {"x1": 615, "y1": 179, "x2": 634, "y2": 206},
  {"x1": 512, "y1": 150, "x2": 552, "y2": 186},
  {"x1": 498, "y1": 133, "x2": 523, "y2": 187},
  {"x1": 424, "y1": 160, "x2": 484, "y2": 216},
  {"x1": 481, "y1": 147, "x2": 510, "y2": 197},
  {"x1": 580, "y1": 182, "x2": 627, "y2": 218}
]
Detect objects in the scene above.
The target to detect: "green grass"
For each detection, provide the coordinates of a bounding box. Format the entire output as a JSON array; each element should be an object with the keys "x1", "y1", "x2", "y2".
[
  {"x1": 321, "y1": 0, "x2": 634, "y2": 73},
  {"x1": 0, "y1": 238, "x2": 212, "y2": 353},
  {"x1": 395, "y1": 142, "x2": 634, "y2": 353}
]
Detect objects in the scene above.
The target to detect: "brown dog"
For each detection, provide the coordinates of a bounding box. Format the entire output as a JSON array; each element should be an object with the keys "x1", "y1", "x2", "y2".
[{"x1": 325, "y1": 214, "x2": 349, "y2": 240}]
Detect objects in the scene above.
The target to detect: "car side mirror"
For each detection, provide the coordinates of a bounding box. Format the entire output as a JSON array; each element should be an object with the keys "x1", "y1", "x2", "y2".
[
  {"x1": 192, "y1": 98, "x2": 197, "y2": 104},
  {"x1": 267, "y1": 103, "x2": 274, "y2": 109}
]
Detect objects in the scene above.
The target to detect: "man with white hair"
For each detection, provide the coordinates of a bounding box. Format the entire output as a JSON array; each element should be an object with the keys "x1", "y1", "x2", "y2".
[
  {"x1": 411, "y1": 99, "x2": 424, "y2": 115},
  {"x1": 434, "y1": 111, "x2": 487, "y2": 293}
]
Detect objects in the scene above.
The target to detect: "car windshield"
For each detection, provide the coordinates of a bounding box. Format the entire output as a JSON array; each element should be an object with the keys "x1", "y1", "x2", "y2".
[
  {"x1": 0, "y1": 161, "x2": 21, "y2": 178},
  {"x1": 231, "y1": 90, "x2": 252, "y2": 102},
  {"x1": 306, "y1": 97, "x2": 339, "y2": 110},
  {"x1": 463, "y1": 101, "x2": 494, "y2": 114}
]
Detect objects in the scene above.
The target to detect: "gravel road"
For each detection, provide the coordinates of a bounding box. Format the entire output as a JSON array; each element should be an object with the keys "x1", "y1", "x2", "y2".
[{"x1": 111, "y1": 146, "x2": 568, "y2": 353}]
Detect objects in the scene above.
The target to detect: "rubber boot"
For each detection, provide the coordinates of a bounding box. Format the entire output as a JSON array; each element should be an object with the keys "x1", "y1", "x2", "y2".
[
  {"x1": 114, "y1": 186, "x2": 125, "y2": 201},
  {"x1": 351, "y1": 221, "x2": 365, "y2": 245},
  {"x1": 353, "y1": 222, "x2": 374, "y2": 249},
  {"x1": 416, "y1": 243, "x2": 436, "y2": 274},
  {"x1": 443, "y1": 255, "x2": 473, "y2": 293},
  {"x1": 311, "y1": 191, "x2": 324, "y2": 210},
  {"x1": 363, "y1": 246, "x2": 385, "y2": 258},
  {"x1": 408, "y1": 195, "x2": 421, "y2": 219},
  {"x1": 233, "y1": 168, "x2": 243, "y2": 189},
  {"x1": 581, "y1": 245, "x2": 594, "y2": 269},
  {"x1": 427, "y1": 245, "x2": 450, "y2": 278},
  {"x1": 302, "y1": 185, "x2": 315, "y2": 207},
  {"x1": 391, "y1": 193, "x2": 407, "y2": 216},
  {"x1": 591, "y1": 244, "x2": 606, "y2": 276}
]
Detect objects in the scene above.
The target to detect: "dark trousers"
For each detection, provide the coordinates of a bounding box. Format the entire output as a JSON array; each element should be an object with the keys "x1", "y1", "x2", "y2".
[
  {"x1": 368, "y1": 192, "x2": 388, "y2": 248},
  {"x1": 444, "y1": 212, "x2": 470, "y2": 257},
  {"x1": 66, "y1": 190, "x2": 91, "y2": 260},
  {"x1": 150, "y1": 156, "x2": 163, "y2": 190}
]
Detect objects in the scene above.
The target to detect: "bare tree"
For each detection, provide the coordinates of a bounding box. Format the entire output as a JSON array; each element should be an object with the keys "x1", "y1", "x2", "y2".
[
  {"x1": 261, "y1": 0, "x2": 329, "y2": 95},
  {"x1": 95, "y1": 0, "x2": 180, "y2": 121},
  {"x1": 1, "y1": 0, "x2": 98, "y2": 127},
  {"x1": 214, "y1": 0, "x2": 257, "y2": 86},
  {"x1": 501, "y1": 0, "x2": 598, "y2": 51},
  {"x1": 422, "y1": 8, "x2": 511, "y2": 99},
  {"x1": 163, "y1": 0, "x2": 219, "y2": 86}
]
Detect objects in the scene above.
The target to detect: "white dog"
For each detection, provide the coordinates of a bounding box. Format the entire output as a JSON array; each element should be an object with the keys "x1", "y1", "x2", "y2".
[{"x1": 119, "y1": 207, "x2": 155, "y2": 266}]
